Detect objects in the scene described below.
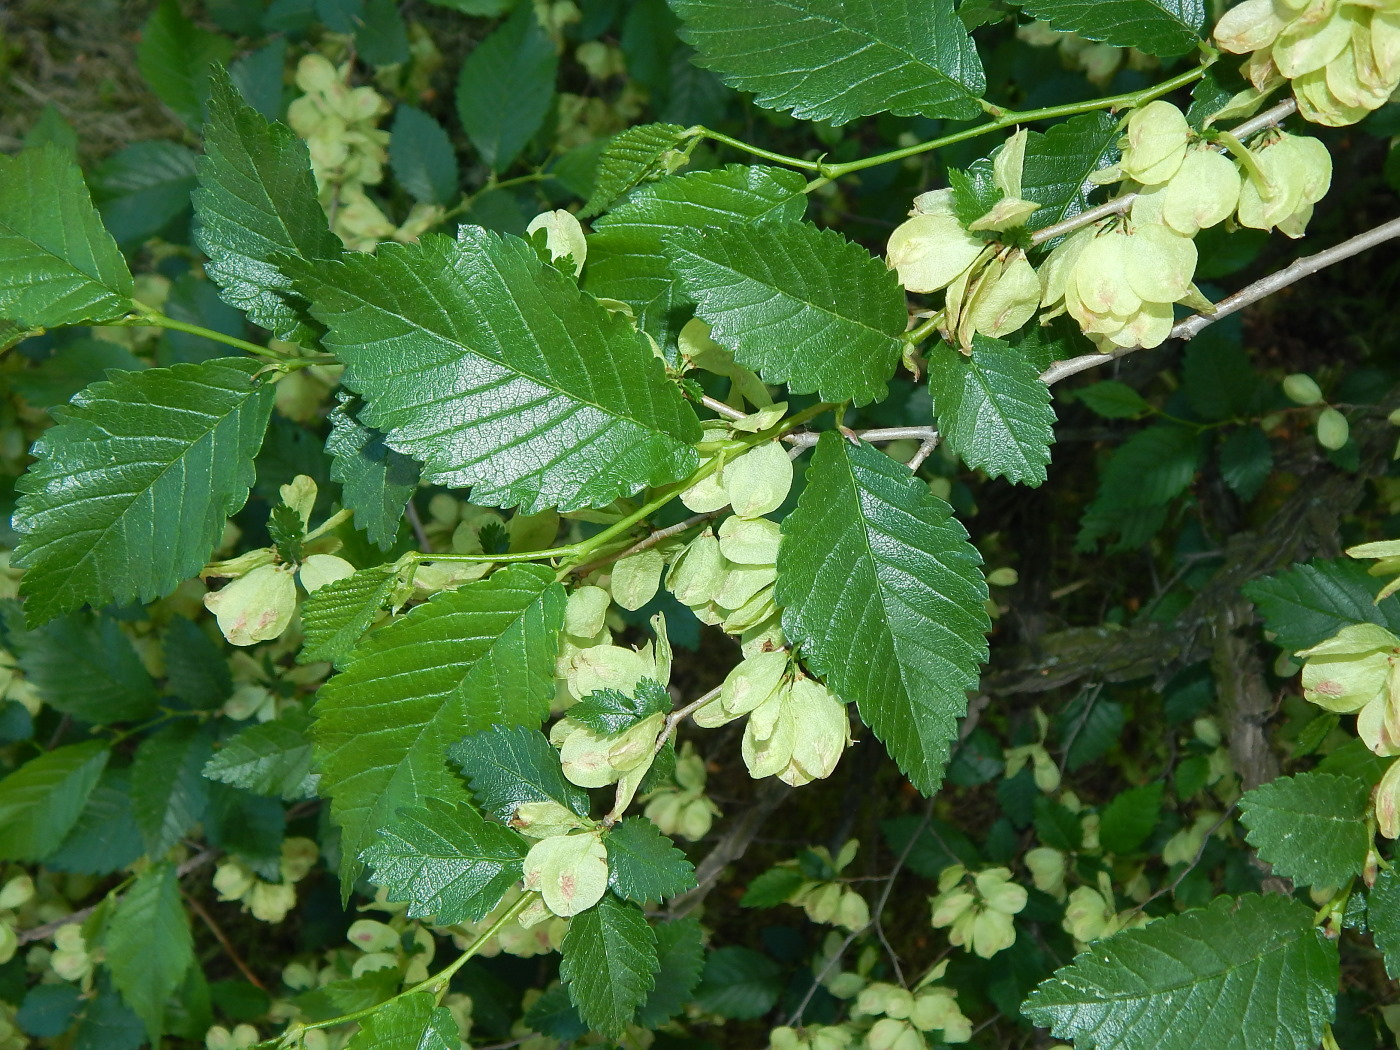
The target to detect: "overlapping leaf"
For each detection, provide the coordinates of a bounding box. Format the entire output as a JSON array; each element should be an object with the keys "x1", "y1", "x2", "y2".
[
  {"x1": 298, "y1": 563, "x2": 400, "y2": 666},
  {"x1": 193, "y1": 67, "x2": 340, "y2": 345},
  {"x1": 450, "y1": 724, "x2": 590, "y2": 824},
  {"x1": 1239, "y1": 771, "x2": 1370, "y2": 887},
  {"x1": 1023, "y1": 894, "x2": 1337, "y2": 1050},
  {"x1": 93, "y1": 141, "x2": 200, "y2": 248},
  {"x1": 455, "y1": 5, "x2": 557, "y2": 172},
  {"x1": 636, "y1": 917, "x2": 706, "y2": 1028},
  {"x1": 313, "y1": 564, "x2": 565, "y2": 887},
  {"x1": 105, "y1": 862, "x2": 194, "y2": 1043},
  {"x1": 12, "y1": 357, "x2": 274, "y2": 625},
  {"x1": 1368, "y1": 869, "x2": 1400, "y2": 980},
  {"x1": 1243, "y1": 558, "x2": 1400, "y2": 652},
  {"x1": 605, "y1": 817, "x2": 697, "y2": 903},
  {"x1": 1019, "y1": 0, "x2": 1204, "y2": 55},
  {"x1": 582, "y1": 122, "x2": 689, "y2": 217},
  {"x1": 0, "y1": 145, "x2": 133, "y2": 329},
  {"x1": 777, "y1": 434, "x2": 990, "y2": 794},
  {"x1": 1076, "y1": 423, "x2": 1201, "y2": 552},
  {"x1": 326, "y1": 395, "x2": 420, "y2": 550},
  {"x1": 0, "y1": 740, "x2": 109, "y2": 862},
  {"x1": 389, "y1": 105, "x2": 459, "y2": 206},
  {"x1": 560, "y1": 893, "x2": 659, "y2": 1037},
  {"x1": 11, "y1": 611, "x2": 158, "y2": 723},
  {"x1": 203, "y1": 710, "x2": 318, "y2": 801},
  {"x1": 345, "y1": 992, "x2": 459, "y2": 1050},
  {"x1": 927, "y1": 336, "x2": 1055, "y2": 486},
  {"x1": 131, "y1": 723, "x2": 214, "y2": 856},
  {"x1": 584, "y1": 164, "x2": 808, "y2": 349},
  {"x1": 1020, "y1": 112, "x2": 1122, "y2": 234},
  {"x1": 361, "y1": 797, "x2": 529, "y2": 924},
  {"x1": 288, "y1": 226, "x2": 701, "y2": 513},
  {"x1": 667, "y1": 221, "x2": 906, "y2": 406},
  {"x1": 670, "y1": 0, "x2": 985, "y2": 124}
]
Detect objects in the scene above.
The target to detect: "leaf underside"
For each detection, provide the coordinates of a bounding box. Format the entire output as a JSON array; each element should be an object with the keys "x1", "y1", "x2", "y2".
[{"x1": 1019, "y1": 0, "x2": 1204, "y2": 55}]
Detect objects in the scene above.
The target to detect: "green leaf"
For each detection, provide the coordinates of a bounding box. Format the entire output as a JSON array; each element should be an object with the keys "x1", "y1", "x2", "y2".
[
  {"x1": 92, "y1": 141, "x2": 200, "y2": 248},
  {"x1": 12, "y1": 357, "x2": 275, "y2": 626},
  {"x1": 1098, "y1": 782, "x2": 1163, "y2": 855},
  {"x1": 47, "y1": 769, "x2": 145, "y2": 876},
  {"x1": 1018, "y1": 0, "x2": 1203, "y2": 56},
  {"x1": 1021, "y1": 112, "x2": 1122, "y2": 235},
  {"x1": 777, "y1": 433, "x2": 990, "y2": 794},
  {"x1": 455, "y1": 5, "x2": 558, "y2": 172},
  {"x1": 295, "y1": 971, "x2": 398, "y2": 1023},
  {"x1": 0, "y1": 146, "x2": 134, "y2": 329},
  {"x1": 314, "y1": 563, "x2": 565, "y2": 887},
  {"x1": 1033, "y1": 796, "x2": 1083, "y2": 851},
  {"x1": 741, "y1": 866, "x2": 805, "y2": 908},
  {"x1": 131, "y1": 723, "x2": 214, "y2": 856},
  {"x1": 106, "y1": 862, "x2": 195, "y2": 1043},
  {"x1": 202, "y1": 710, "x2": 318, "y2": 801},
  {"x1": 666, "y1": 221, "x2": 906, "y2": 406},
  {"x1": 584, "y1": 163, "x2": 809, "y2": 349},
  {"x1": 163, "y1": 616, "x2": 233, "y2": 709},
  {"x1": 449, "y1": 723, "x2": 590, "y2": 824},
  {"x1": 12, "y1": 612, "x2": 158, "y2": 723},
  {"x1": 635, "y1": 916, "x2": 705, "y2": 1028},
  {"x1": 137, "y1": 0, "x2": 233, "y2": 126},
  {"x1": 927, "y1": 336, "x2": 1056, "y2": 486},
  {"x1": 1022, "y1": 894, "x2": 1337, "y2": 1050},
  {"x1": 1243, "y1": 558, "x2": 1400, "y2": 652},
  {"x1": 193, "y1": 66, "x2": 341, "y2": 345},
  {"x1": 389, "y1": 105, "x2": 460, "y2": 206},
  {"x1": 289, "y1": 225, "x2": 701, "y2": 513},
  {"x1": 361, "y1": 797, "x2": 529, "y2": 924},
  {"x1": 345, "y1": 992, "x2": 459, "y2": 1050},
  {"x1": 326, "y1": 395, "x2": 420, "y2": 551},
  {"x1": 299, "y1": 563, "x2": 400, "y2": 666},
  {"x1": 670, "y1": 0, "x2": 985, "y2": 124},
  {"x1": 571, "y1": 678, "x2": 672, "y2": 736},
  {"x1": 1074, "y1": 380, "x2": 1150, "y2": 420},
  {"x1": 582, "y1": 122, "x2": 689, "y2": 218},
  {"x1": 1239, "y1": 772, "x2": 1370, "y2": 888},
  {"x1": 1219, "y1": 427, "x2": 1273, "y2": 502},
  {"x1": 1367, "y1": 868, "x2": 1400, "y2": 980},
  {"x1": 1076, "y1": 424, "x2": 1201, "y2": 552},
  {"x1": 4, "y1": 338, "x2": 146, "y2": 409},
  {"x1": 605, "y1": 817, "x2": 697, "y2": 903},
  {"x1": 693, "y1": 946, "x2": 783, "y2": 1020},
  {"x1": 560, "y1": 893, "x2": 659, "y2": 1038},
  {"x1": 1182, "y1": 337, "x2": 1262, "y2": 422},
  {"x1": 0, "y1": 740, "x2": 109, "y2": 861}
]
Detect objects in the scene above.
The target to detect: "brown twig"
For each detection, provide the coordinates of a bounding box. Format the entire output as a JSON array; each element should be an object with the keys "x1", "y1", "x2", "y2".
[
  {"x1": 182, "y1": 890, "x2": 267, "y2": 990},
  {"x1": 571, "y1": 512, "x2": 720, "y2": 577}
]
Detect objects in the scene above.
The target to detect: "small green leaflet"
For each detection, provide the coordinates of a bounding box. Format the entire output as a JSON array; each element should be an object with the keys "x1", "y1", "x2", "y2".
[
  {"x1": 1023, "y1": 894, "x2": 1337, "y2": 1050},
  {"x1": 560, "y1": 893, "x2": 659, "y2": 1038},
  {"x1": 666, "y1": 221, "x2": 907, "y2": 406},
  {"x1": 777, "y1": 434, "x2": 991, "y2": 794},
  {"x1": 296, "y1": 971, "x2": 398, "y2": 1023},
  {"x1": 360, "y1": 798, "x2": 528, "y2": 925},
  {"x1": 741, "y1": 866, "x2": 806, "y2": 908},
  {"x1": 0, "y1": 740, "x2": 109, "y2": 862},
  {"x1": 298, "y1": 563, "x2": 400, "y2": 666},
  {"x1": 582, "y1": 122, "x2": 689, "y2": 218},
  {"x1": 1368, "y1": 868, "x2": 1400, "y2": 980},
  {"x1": 136, "y1": 0, "x2": 232, "y2": 126},
  {"x1": 1020, "y1": 112, "x2": 1122, "y2": 235},
  {"x1": 1076, "y1": 423, "x2": 1201, "y2": 552},
  {"x1": 314, "y1": 563, "x2": 565, "y2": 888},
  {"x1": 388, "y1": 105, "x2": 460, "y2": 206},
  {"x1": 584, "y1": 164, "x2": 809, "y2": 349},
  {"x1": 288, "y1": 225, "x2": 702, "y2": 513},
  {"x1": 571, "y1": 678, "x2": 672, "y2": 736},
  {"x1": 326, "y1": 395, "x2": 421, "y2": 551},
  {"x1": 636, "y1": 917, "x2": 706, "y2": 1028},
  {"x1": 93, "y1": 141, "x2": 200, "y2": 248},
  {"x1": 46, "y1": 769, "x2": 145, "y2": 876},
  {"x1": 105, "y1": 862, "x2": 195, "y2": 1044},
  {"x1": 1097, "y1": 782, "x2": 1163, "y2": 855},
  {"x1": 1243, "y1": 558, "x2": 1400, "y2": 652},
  {"x1": 605, "y1": 817, "x2": 697, "y2": 903},
  {"x1": 345, "y1": 992, "x2": 460, "y2": 1050},
  {"x1": 162, "y1": 616, "x2": 233, "y2": 709},
  {"x1": 927, "y1": 336, "x2": 1056, "y2": 486},
  {"x1": 455, "y1": 5, "x2": 558, "y2": 172},
  {"x1": 1074, "y1": 379, "x2": 1150, "y2": 419},
  {"x1": 1018, "y1": 0, "x2": 1204, "y2": 56},
  {"x1": 1239, "y1": 771, "x2": 1370, "y2": 888},
  {"x1": 131, "y1": 723, "x2": 214, "y2": 856},
  {"x1": 12, "y1": 357, "x2": 274, "y2": 626},
  {"x1": 202, "y1": 709, "x2": 318, "y2": 801},
  {"x1": 693, "y1": 946, "x2": 784, "y2": 1019},
  {"x1": 449, "y1": 723, "x2": 590, "y2": 824},
  {"x1": 670, "y1": 0, "x2": 985, "y2": 124},
  {"x1": 0, "y1": 145, "x2": 133, "y2": 330},
  {"x1": 11, "y1": 611, "x2": 158, "y2": 724},
  {"x1": 193, "y1": 67, "x2": 341, "y2": 345},
  {"x1": 1219, "y1": 427, "x2": 1273, "y2": 502}
]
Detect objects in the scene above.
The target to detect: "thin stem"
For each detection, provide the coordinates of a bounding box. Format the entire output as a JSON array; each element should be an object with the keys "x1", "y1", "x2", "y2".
[
  {"x1": 184, "y1": 890, "x2": 267, "y2": 991},
  {"x1": 127, "y1": 306, "x2": 283, "y2": 361},
  {"x1": 786, "y1": 425, "x2": 937, "y2": 448},
  {"x1": 691, "y1": 126, "x2": 824, "y2": 172},
  {"x1": 573, "y1": 511, "x2": 720, "y2": 577},
  {"x1": 700, "y1": 394, "x2": 747, "y2": 421},
  {"x1": 604, "y1": 685, "x2": 721, "y2": 824},
  {"x1": 904, "y1": 315, "x2": 944, "y2": 346}
]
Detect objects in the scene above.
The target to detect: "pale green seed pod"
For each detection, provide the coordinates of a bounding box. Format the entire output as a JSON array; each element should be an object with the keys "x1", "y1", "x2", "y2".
[
  {"x1": 718, "y1": 648, "x2": 790, "y2": 718},
  {"x1": 718, "y1": 515, "x2": 782, "y2": 565},
  {"x1": 885, "y1": 213, "x2": 984, "y2": 294},
  {"x1": 525, "y1": 209, "x2": 587, "y2": 276},
  {"x1": 1120, "y1": 101, "x2": 1190, "y2": 185},
  {"x1": 564, "y1": 584, "x2": 611, "y2": 638},
  {"x1": 1067, "y1": 229, "x2": 1140, "y2": 317},
  {"x1": 1213, "y1": 0, "x2": 1286, "y2": 52},
  {"x1": 679, "y1": 470, "x2": 730, "y2": 513},
  {"x1": 667, "y1": 530, "x2": 724, "y2": 607},
  {"x1": 348, "y1": 919, "x2": 399, "y2": 953},
  {"x1": 1161, "y1": 148, "x2": 1242, "y2": 235},
  {"x1": 610, "y1": 547, "x2": 665, "y2": 611},
  {"x1": 780, "y1": 677, "x2": 851, "y2": 786},
  {"x1": 1123, "y1": 222, "x2": 1197, "y2": 304},
  {"x1": 1298, "y1": 623, "x2": 1397, "y2": 712},
  {"x1": 724, "y1": 442, "x2": 794, "y2": 519},
  {"x1": 1282, "y1": 372, "x2": 1324, "y2": 404},
  {"x1": 715, "y1": 562, "x2": 777, "y2": 611},
  {"x1": 1317, "y1": 406, "x2": 1350, "y2": 450},
  {"x1": 523, "y1": 832, "x2": 609, "y2": 917},
  {"x1": 204, "y1": 564, "x2": 297, "y2": 647},
  {"x1": 1272, "y1": 3, "x2": 1357, "y2": 79},
  {"x1": 511, "y1": 800, "x2": 590, "y2": 839},
  {"x1": 967, "y1": 251, "x2": 1040, "y2": 339},
  {"x1": 742, "y1": 690, "x2": 797, "y2": 779},
  {"x1": 298, "y1": 554, "x2": 355, "y2": 594}
]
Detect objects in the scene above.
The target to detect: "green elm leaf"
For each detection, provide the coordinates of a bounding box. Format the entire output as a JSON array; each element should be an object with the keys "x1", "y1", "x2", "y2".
[
  {"x1": 287, "y1": 226, "x2": 701, "y2": 514},
  {"x1": 1074, "y1": 379, "x2": 1150, "y2": 419},
  {"x1": 1076, "y1": 423, "x2": 1202, "y2": 553},
  {"x1": 670, "y1": 0, "x2": 985, "y2": 124},
  {"x1": 605, "y1": 817, "x2": 697, "y2": 903},
  {"x1": 162, "y1": 616, "x2": 233, "y2": 710},
  {"x1": 136, "y1": 0, "x2": 233, "y2": 126},
  {"x1": 298, "y1": 563, "x2": 400, "y2": 667},
  {"x1": 741, "y1": 866, "x2": 806, "y2": 908},
  {"x1": 584, "y1": 164, "x2": 808, "y2": 350},
  {"x1": 455, "y1": 5, "x2": 558, "y2": 172},
  {"x1": 560, "y1": 893, "x2": 659, "y2": 1038},
  {"x1": 777, "y1": 433, "x2": 991, "y2": 794},
  {"x1": 666, "y1": 221, "x2": 906, "y2": 406},
  {"x1": 11, "y1": 358, "x2": 274, "y2": 626},
  {"x1": 0, "y1": 740, "x2": 109, "y2": 862},
  {"x1": 582, "y1": 122, "x2": 689, "y2": 218},
  {"x1": 360, "y1": 798, "x2": 528, "y2": 925},
  {"x1": 1239, "y1": 771, "x2": 1371, "y2": 888},
  {"x1": 635, "y1": 916, "x2": 705, "y2": 1028},
  {"x1": 325, "y1": 395, "x2": 421, "y2": 551},
  {"x1": 1020, "y1": 112, "x2": 1122, "y2": 235},
  {"x1": 571, "y1": 678, "x2": 672, "y2": 736},
  {"x1": 345, "y1": 992, "x2": 459, "y2": 1050},
  {"x1": 1368, "y1": 868, "x2": 1400, "y2": 980},
  {"x1": 448, "y1": 723, "x2": 590, "y2": 824},
  {"x1": 46, "y1": 768, "x2": 145, "y2": 876},
  {"x1": 927, "y1": 336, "x2": 1056, "y2": 486},
  {"x1": 92, "y1": 141, "x2": 200, "y2": 249},
  {"x1": 0, "y1": 145, "x2": 133, "y2": 330},
  {"x1": 1219, "y1": 427, "x2": 1273, "y2": 502},
  {"x1": 4, "y1": 337, "x2": 146, "y2": 410},
  {"x1": 1243, "y1": 558, "x2": 1400, "y2": 652},
  {"x1": 1097, "y1": 782, "x2": 1164, "y2": 855},
  {"x1": 105, "y1": 862, "x2": 195, "y2": 1044},
  {"x1": 693, "y1": 946, "x2": 783, "y2": 1020},
  {"x1": 202, "y1": 710, "x2": 317, "y2": 801},
  {"x1": 314, "y1": 563, "x2": 565, "y2": 888},
  {"x1": 12, "y1": 612, "x2": 158, "y2": 723},
  {"x1": 1018, "y1": 0, "x2": 1204, "y2": 56},
  {"x1": 1022, "y1": 894, "x2": 1337, "y2": 1050},
  {"x1": 131, "y1": 723, "x2": 215, "y2": 856},
  {"x1": 193, "y1": 66, "x2": 340, "y2": 345},
  {"x1": 389, "y1": 105, "x2": 460, "y2": 206}
]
